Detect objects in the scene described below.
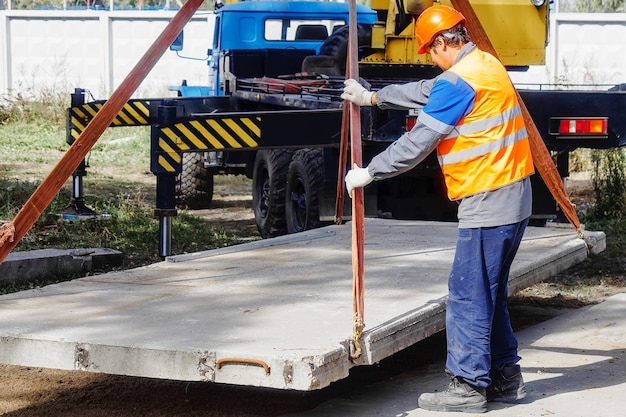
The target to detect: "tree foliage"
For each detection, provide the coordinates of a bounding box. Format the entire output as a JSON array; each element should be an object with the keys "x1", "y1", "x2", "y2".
[
  {"x1": 5, "y1": 0, "x2": 625, "y2": 12},
  {"x1": 4, "y1": 0, "x2": 215, "y2": 10},
  {"x1": 561, "y1": 0, "x2": 626, "y2": 12},
  {"x1": 591, "y1": 148, "x2": 626, "y2": 220}
]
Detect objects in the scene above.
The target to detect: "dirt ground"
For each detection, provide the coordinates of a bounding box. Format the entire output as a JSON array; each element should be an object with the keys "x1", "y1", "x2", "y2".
[{"x1": 1, "y1": 173, "x2": 623, "y2": 417}]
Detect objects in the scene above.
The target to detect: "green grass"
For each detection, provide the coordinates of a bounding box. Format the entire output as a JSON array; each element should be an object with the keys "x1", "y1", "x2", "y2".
[
  {"x1": 4, "y1": 184, "x2": 236, "y2": 261},
  {"x1": 0, "y1": 118, "x2": 256, "y2": 293},
  {"x1": 0, "y1": 177, "x2": 251, "y2": 293},
  {"x1": 0, "y1": 173, "x2": 252, "y2": 260},
  {"x1": 0, "y1": 121, "x2": 152, "y2": 173}
]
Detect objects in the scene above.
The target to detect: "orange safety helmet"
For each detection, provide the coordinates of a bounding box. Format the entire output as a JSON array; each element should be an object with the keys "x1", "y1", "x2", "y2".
[{"x1": 415, "y1": 5, "x2": 466, "y2": 54}]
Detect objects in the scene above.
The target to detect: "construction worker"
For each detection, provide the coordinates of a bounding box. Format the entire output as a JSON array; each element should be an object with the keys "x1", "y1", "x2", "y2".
[{"x1": 341, "y1": 4, "x2": 534, "y2": 414}]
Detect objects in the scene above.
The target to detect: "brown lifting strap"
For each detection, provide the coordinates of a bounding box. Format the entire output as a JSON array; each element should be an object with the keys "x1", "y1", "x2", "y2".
[
  {"x1": 0, "y1": 0, "x2": 206, "y2": 264},
  {"x1": 346, "y1": 0, "x2": 366, "y2": 361}
]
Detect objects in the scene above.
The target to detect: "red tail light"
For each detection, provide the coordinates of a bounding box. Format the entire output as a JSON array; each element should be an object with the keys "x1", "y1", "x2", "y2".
[
  {"x1": 405, "y1": 116, "x2": 417, "y2": 132},
  {"x1": 554, "y1": 118, "x2": 608, "y2": 136}
]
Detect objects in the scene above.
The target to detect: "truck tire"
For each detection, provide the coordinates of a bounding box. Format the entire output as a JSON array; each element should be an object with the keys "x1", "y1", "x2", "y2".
[
  {"x1": 319, "y1": 24, "x2": 372, "y2": 74},
  {"x1": 176, "y1": 152, "x2": 214, "y2": 209},
  {"x1": 252, "y1": 149, "x2": 292, "y2": 238},
  {"x1": 285, "y1": 148, "x2": 323, "y2": 234}
]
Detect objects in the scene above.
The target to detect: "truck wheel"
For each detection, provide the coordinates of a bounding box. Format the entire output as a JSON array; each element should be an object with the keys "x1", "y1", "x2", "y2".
[
  {"x1": 252, "y1": 149, "x2": 292, "y2": 238},
  {"x1": 176, "y1": 152, "x2": 214, "y2": 209},
  {"x1": 319, "y1": 24, "x2": 372, "y2": 74},
  {"x1": 285, "y1": 149, "x2": 323, "y2": 234}
]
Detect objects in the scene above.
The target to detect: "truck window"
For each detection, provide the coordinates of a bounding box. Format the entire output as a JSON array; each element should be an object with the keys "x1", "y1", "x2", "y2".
[
  {"x1": 264, "y1": 19, "x2": 345, "y2": 41},
  {"x1": 212, "y1": 16, "x2": 221, "y2": 51}
]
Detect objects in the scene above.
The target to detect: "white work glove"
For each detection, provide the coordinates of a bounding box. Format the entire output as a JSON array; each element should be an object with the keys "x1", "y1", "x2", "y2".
[
  {"x1": 345, "y1": 163, "x2": 373, "y2": 197},
  {"x1": 341, "y1": 79, "x2": 374, "y2": 106}
]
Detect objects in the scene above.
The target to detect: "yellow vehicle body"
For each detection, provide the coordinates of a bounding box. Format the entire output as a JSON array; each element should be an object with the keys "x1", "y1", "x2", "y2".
[{"x1": 365, "y1": 0, "x2": 549, "y2": 67}]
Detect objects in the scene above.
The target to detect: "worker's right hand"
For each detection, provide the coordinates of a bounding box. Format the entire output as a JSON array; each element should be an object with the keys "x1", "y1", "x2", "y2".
[
  {"x1": 341, "y1": 79, "x2": 374, "y2": 106},
  {"x1": 345, "y1": 164, "x2": 373, "y2": 198}
]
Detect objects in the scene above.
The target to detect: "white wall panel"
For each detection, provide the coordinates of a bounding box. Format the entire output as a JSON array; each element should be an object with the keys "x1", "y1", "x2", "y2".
[
  {"x1": 1, "y1": 10, "x2": 214, "y2": 99},
  {"x1": 8, "y1": 14, "x2": 103, "y2": 94},
  {"x1": 554, "y1": 14, "x2": 626, "y2": 85},
  {"x1": 510, "y1": 13, "x2": 626, "y2": 88},
  {"x1": 1, "y1": 10, "x2": 624, "y2": 99}
]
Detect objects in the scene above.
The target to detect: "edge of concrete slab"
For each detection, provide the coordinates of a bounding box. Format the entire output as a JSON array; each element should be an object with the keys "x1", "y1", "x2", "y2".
[
  {"x1": 354, "y1": 228, "x2": 606, "y2": 367},
  {"x1": 0, "y1": 248, "x2": 124, "y2": 285},
  {"x1": 166, "y1": 228, "x2": 337, "y2": 263}
]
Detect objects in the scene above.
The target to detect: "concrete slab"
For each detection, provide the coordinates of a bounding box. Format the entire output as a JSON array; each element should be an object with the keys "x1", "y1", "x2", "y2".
[
  {"x1": 0, "y1": 248, "x2": 123, "y2": 285},
  {"x1": 0, "y1": 219, "x2": 604, "y2": 391},
  {"x1": 279, "y1": 292, "x2": 626, "y2": 417}
]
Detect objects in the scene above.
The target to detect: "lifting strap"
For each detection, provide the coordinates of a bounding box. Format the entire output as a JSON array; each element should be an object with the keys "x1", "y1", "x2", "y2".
[
  {"x1": 0, "y1": 0, "x2": 206, "y2": 264},
  {"x1": 346, "y1": 0, "x2": 366, "y2": 361},
  {"x1": 450, "y1": 0, "x2": 584, "y2": 241},
  {"x1": 335, "y1": 100, "x2": 350, "y2": 224}
]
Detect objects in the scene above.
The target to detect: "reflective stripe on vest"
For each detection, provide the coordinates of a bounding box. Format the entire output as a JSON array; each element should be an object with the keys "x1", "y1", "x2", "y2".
[{"x1": 437, "y1": 49, "x2": 534, "y2": 200}]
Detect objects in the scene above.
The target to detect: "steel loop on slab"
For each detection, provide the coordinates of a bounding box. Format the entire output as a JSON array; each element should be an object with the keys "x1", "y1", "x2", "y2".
[{"x1": 216, "y1": 357, "x2": 271, "y2": 375}]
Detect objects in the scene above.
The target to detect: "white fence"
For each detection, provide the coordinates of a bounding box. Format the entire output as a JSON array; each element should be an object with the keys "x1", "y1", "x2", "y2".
[
  {"x1": 509, "y1": 12, "x2": 626, "y2": 87},
  {"x1": 1, "y1": 9, "x2": 625, "y2": 100},
  {"x1": 0, "y1": 9, "x2": 215, "y2": 98}
]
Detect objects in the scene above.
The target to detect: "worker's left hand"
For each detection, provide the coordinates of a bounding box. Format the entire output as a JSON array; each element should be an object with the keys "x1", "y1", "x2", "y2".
[
  {"x1": 341, "y1": 79, "x2": 374, "y2": 106},
  {"x1": 345, "y1": 163, "x2": 373, "y2": 197}
]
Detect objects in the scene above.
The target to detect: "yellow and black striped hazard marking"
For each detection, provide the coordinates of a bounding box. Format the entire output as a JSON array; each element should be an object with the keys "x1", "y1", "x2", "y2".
[
  {"x1": 67, "y1": 100, "x2": 152, "y2": 141},
  {"x1": 156, "y1": 116, "x2": 261, "y2": 173}
]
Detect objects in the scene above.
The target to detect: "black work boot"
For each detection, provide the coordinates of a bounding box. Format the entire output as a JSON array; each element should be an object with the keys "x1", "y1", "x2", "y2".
[
  {"x1": 418, "y1": 376, "x2": 487, "y2": 413},
  {"x1": 487, "y1": 364, "x2": 527, "y2": 402}
]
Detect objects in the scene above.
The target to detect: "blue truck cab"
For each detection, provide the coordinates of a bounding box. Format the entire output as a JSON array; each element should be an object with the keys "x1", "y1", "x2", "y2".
[{"x1": 172, "y1": 1, "x2": 377, "y2": 96}]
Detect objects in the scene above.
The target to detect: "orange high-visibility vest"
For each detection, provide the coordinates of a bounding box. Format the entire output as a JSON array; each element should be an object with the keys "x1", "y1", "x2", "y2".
[{"x1": 437, "y1": 49, "x2": 534, "y2": 200}]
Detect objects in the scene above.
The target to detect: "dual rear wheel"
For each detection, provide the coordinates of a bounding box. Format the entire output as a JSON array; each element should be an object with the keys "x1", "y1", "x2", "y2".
[{"x1": 252, "y1": 148, "x2": 324, "y2": 239}]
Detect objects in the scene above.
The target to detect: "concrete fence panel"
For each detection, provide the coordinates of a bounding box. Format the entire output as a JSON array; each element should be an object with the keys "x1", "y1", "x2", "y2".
[
  {"x1": 1, "y1": 10, "x2": 214, "y2": 99},
  {"x1": 1, "y1": 10, "x2": 625, "y2": 100}
]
